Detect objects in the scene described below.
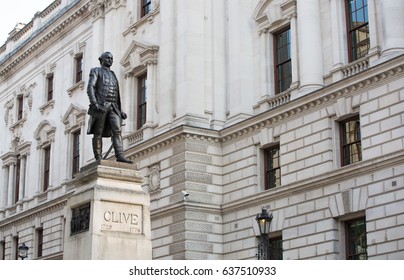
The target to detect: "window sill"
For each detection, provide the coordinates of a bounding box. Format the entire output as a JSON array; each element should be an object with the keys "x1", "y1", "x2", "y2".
[
  {"x1": 67, "y1": 80, "x2": 85, "y2": 97},
  {"x1": 39, "y1": 99, "x2": 55, "y2": 115},
  {"x1": 124, "y1": 7, "x2": 160, "y2": 36},
  {"x1": 9, "y1": 116, "x2": 27, "y2": 132}
]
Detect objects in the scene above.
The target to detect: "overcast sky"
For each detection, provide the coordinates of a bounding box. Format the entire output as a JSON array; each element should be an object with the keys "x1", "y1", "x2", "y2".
[{"x1": 0, "y1": 0, "x2": 53, "y2": 44}]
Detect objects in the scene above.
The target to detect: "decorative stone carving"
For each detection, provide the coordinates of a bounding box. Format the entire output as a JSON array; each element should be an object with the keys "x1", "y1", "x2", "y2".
[
  {"x1": 89, "y1": 0, "x2": 105, "y2": 19},
  {"x1": 149, "y1": 164, "x2": 161, "y2": 191},
  {"x1": 21, "y1": 83, "x2": 36, "y2": 111},
  {"x1": 153, "y1": 0, "x2": 160, "y2": 10},
  {"x1": 4, "y1": 98, "x2": 14, "y2": 127},
  {"x1": 342, "y1": 190, "x2": 351, "y2": 214},
  {"x1": 70, "y1": 203, "x2": 91, "y2": 236}
]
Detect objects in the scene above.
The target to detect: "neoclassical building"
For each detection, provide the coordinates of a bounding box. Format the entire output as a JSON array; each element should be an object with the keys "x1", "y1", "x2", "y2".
[{"x1": 1, "y1": 0, "x2": 403, "y2": 260}]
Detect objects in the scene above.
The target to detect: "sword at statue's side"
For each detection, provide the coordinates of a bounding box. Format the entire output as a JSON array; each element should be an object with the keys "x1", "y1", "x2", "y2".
[{"x1": 102, "y1": 122, "x2": 126, "y2": 160}]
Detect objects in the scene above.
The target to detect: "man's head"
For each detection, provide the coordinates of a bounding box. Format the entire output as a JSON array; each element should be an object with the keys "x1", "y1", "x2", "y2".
[{"x1": 99, "y1": 52, "x2": 113, "y2": 67}]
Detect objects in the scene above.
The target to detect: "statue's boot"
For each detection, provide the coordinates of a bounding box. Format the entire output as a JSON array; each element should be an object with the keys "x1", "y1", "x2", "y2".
[
  {"x1": 112, "y1": 134, "x2": 133, "y2": 164},
  {"x1": 92, "y1": 138, "x2": 103, "y2": 161}
]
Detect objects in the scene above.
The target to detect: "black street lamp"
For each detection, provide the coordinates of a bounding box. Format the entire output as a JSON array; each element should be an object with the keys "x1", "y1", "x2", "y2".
[
  {"x1": 18, "y1": 243, "x2": 29, "y2": 260},
  {"x1": 256, "y1": 207, "x2": 273, "y2": 260}
]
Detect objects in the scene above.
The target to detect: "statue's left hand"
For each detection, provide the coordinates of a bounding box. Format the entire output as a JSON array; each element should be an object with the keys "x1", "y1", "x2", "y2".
[{"x1": 121, "y1": 112, "x2": 128, "y2": 120}]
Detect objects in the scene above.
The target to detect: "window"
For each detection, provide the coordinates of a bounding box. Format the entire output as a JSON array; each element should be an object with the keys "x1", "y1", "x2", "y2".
[
  {"x1": 340, "y1": 116, "x2": 361, "y2": 166},
  {"x1": 36, "y1": 228, "x2": 44, "y2": 258},
  {"x1": 137, "y1": 73, "x2": 147, "y2": 129},
  {"x1": 72, "y1": 130, "x2": 81, "y2": 176},
  {"x1": 269, "y1": 236, "x2": 283, "y2": 260},
  {"x1": 264, "y1": 145, "x2": 281, "y2": 190},
  {"x1": 0, "y1": 241, "x2": 5, "y2": 260},
  {"x1": 47, "y1": 73, "x2": 54, "y2": 101},
  {"x1": 274, "y1": 27, "x2": 292, "y2": 94},
  {"x1": 17, "y1": 95, "x2": 23, "y2": 120},
  {"x1": 345, "y1": 0, "x2": 369, "y2": 61},
  {"x1": 14, "y1": 156, "x2": 21, "y2": 204},
  {"x1": 43, "y1": 146, "x2": 51, "y2": 191},
  {"x1": 345, "y1": 217, "x2": 367, "y2": 260},
  {"x1": 141, "y1": 0, "x2": 152, "y2": 17},
  {"x1": 13, "y1": 236, "x2": 18, "y2": 260},
  {"x1": 75, "y1": 54, "x2": 83, "y2": 84}
]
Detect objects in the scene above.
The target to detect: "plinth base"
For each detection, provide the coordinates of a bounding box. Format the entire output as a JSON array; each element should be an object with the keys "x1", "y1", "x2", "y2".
[{"x1": 63, "y1": 160, "x2": 152, "y2": 260}]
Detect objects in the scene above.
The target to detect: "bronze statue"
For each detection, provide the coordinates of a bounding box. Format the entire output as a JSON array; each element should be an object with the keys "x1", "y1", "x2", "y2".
[{"x1": 86, "y1": 51, "x2": 133, "y2": 164}]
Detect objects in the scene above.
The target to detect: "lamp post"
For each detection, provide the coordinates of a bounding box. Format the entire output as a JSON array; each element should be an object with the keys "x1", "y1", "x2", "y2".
[
  {"x1": 256, "y1": 207, "x2": 273, "y2": 260},
  {"x1": 18, "y1": 243, "x2": 29, "y2": 260}
]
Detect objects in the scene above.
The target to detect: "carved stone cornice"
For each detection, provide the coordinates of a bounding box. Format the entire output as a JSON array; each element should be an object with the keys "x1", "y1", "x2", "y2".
[
  {"x1": 126, "y1": 126, "x2": 220, "y2": 161},
  {"x1": 0, "y1": 198, "x2": 67, "y2": 229},
  {"x1": 34, "y1": 120, "x2": 57, "y2": 149},
  {"x1": 89, "y1": 0, "x2": 105, "y2": 19},
  {"x1": 62, "y1": 103, "x2": 87, "y2": 134},
  {"x1": 140, "y1": 47, "x2": 159, "y2": 65},
  {"x1": 17, "y1": 141, "x2": 32, "y2": 156},
  {"x1": 0, "y1": 152, "x2": 18, "y2": 166},
  {"x1": 0, "y1": 2, "x2": 89, "y2": 77},
  {"x1": 104, "y1": 0, "x2": 127, "y2": 12}
]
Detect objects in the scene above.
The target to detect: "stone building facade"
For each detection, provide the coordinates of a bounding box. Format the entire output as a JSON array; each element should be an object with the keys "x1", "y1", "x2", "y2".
[{"x1": 0, "y1": 0, "x2": 403, "y2": 260}]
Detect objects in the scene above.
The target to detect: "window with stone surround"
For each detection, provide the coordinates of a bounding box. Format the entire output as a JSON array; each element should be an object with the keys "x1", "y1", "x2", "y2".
[
  {"x1": 141, "y1": 0, "x2": 152, "y2": 17},
  {"x1": 17, "y1": 94, "x2": 24, "y2": 121},
  {"x1": 137, "y1": 73, "x2": 147, "y2": 129},
  {"x1": 0, "y1": 240, "x2": 5, "y2": 260},
  {"x1": 269, "y1": 235, "x2": 283, "y2": 260},
  {"x1": 74, "y1": 53, "x2": 83, "y2": 84},
  {"x1": 36, "y1": 228, "x2": 44, "y2": 258},
  {"x1": 345, "y1": 0, "x2": 369, "y2": 61},
  {"x1": 274, "y1": 27, "x2": 292, "y2": 94},
  {"x1": 340, "y1": 115, "x2": 362, "y2": 166},
  {"x1": 46, "y1": 73, "x2": 54, "y2": 102},
  {"x1": 345, "y1": 217, "x2": 367, "y2": 260},
  {"x1": 264, "y1": 145, "x2": 281, "y2": 190},
  {"x1": 43, "y1": 145, "x2": 51, "y2": 192},
  {"x1": 13, "y1": 236, "x2": 18, "y2": 260},
  {"x1": 72, "y1": 130, "x2": 81, "y2": 176}
]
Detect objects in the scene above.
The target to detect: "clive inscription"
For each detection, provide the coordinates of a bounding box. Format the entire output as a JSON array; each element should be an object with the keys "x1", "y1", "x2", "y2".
[{"x1": 100, "y1": 201, "x2": 142, "y2": 234}]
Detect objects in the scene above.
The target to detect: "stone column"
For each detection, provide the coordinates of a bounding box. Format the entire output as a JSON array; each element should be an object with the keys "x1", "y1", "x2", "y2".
[
  {"x1": 7, "y1": 163, "x2": 15, "y2": 207},
  {"x1": 103, "y1": 0, "x2": 126, "y2": 57},
  {"x1": 18, "y1": 156, "x2": 26, "y2": 201},
  {"x1": 89, "y1": 1, "x2": 105, "y2": 62},
  {"x1": 1, "y1": 166, "x2": 9, "y2": 208},
  {"x1": 330, "y1": 0, "x2": 346, "y2": 81},
  {"x1": 367, "y1": 0, "x2": 380, "y2": 64},
  {"x1": 158, "y1": 0, "x2": 176, "y2": 131},
  {"x1": 379, "y1": 0, "x2": 404, "y2": 58},
  {"x1": 259, "y1": 29, "x2": 271, "y2": 100},
  {"x1": 211, "y1": 0, "x2": 227, "y2": 129},
  {"x1": 289, "y1": 12, "x2": 299, "y2": 89},
  {"x1": 297, "y1": 0, "x2": 324, "y2": 95},
  {"x1": 64, "y1": 160, "x2": 151, "y2": 260},
  {"x1": 145, "y1": 61, "x2": 157, "y2": 126},
  {"x1": 123, "y1": 73, "x2": 135, "y2": 131}
]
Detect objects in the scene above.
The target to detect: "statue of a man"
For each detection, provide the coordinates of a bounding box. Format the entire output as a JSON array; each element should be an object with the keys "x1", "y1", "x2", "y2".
[{"x1": 86, "y1": 51, "x2": 133, "y2": 164}]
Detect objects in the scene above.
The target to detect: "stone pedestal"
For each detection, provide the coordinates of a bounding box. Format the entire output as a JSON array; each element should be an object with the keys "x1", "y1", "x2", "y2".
[{"x1": 63, "y1": 160, "x2": 152, "y2": 260}]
